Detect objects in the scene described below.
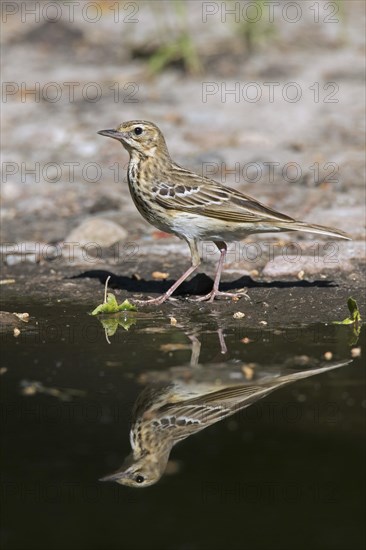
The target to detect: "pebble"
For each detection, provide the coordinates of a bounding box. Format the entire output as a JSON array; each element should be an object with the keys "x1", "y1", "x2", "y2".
[
  {"x1": 351, "y1": 347, "x2": 361, "y2": 358},
  {"x1": 233, "y1": 312, "x2": 245, "y2": 319},
  {"x1": 65, "y1": 218, "x2": 127, "y2": 247},
  {"x1": 262, "y1": 255, "x2": 353, "y2": 278}
]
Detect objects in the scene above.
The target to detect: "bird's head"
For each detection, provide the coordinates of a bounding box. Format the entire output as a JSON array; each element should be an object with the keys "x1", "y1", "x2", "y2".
[
  {"x1": 99, "y1": 450, "x2": 170, "y2": 488},
  {"x1": 97, "y1": 120, "x2": 170, "y2": 159}
]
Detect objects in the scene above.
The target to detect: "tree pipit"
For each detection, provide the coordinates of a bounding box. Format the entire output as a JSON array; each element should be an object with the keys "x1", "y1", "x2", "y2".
[
  {"x1": 98, "y1": 121, "x2": 350, "y2": 304},
  {"x1": 99, "y1": 359, "x2": 350, "y2": 487}
]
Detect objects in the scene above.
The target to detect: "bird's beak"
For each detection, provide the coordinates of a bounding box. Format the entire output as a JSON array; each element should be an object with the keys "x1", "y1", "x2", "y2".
[
  {"x1": 99, "y1": 471, "x2": 124, "y2": 482},
  {"x1": 97, "y1": 129, "x2": 125, "y2": 140}
]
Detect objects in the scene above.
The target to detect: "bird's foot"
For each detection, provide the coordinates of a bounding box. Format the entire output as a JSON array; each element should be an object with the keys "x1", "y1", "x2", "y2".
[
  {"x1": 134, "y1": 294, "x2": 178, "y2": 305},
  {"x1": 192, "y1": 288, "x2": 249, "y2": 303},
  {"x1": 134, "y1": 288, "x2": 249, "y2": 305}
]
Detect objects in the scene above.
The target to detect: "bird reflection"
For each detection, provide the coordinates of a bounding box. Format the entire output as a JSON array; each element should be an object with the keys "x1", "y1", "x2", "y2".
[{"x1": 100, "y1": 358, "x2": 350, "y2": 488}]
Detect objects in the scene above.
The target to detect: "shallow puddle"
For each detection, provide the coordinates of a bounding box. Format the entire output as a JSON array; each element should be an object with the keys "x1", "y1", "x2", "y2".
[{"x1": 1, "y1": 302, "x2": 365, "y2": 550}]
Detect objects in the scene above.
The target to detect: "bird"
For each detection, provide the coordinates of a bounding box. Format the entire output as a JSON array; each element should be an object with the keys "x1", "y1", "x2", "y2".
[
  {"x1": 97, "y1": 121, "x2": 350, "y2": 304},
  {"x1": 99, "y1": 359, "x2": 350, "y2": 487}
]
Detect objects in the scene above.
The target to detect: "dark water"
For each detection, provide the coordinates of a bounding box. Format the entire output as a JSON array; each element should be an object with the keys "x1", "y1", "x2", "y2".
[{"x1": 1, "y1": 301, "x2": 365, "y2": 550}]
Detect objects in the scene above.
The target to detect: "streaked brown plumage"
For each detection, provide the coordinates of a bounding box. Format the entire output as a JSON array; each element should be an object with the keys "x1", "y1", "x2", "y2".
[
  {"x1": 98, "y1": 121, "x2": 350, "y2": 304},
  {"x1": 100, "y1": 359, "x2": 350, "y2": 487}
]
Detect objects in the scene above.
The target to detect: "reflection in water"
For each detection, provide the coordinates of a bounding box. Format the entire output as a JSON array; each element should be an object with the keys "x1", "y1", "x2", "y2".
[{"x1": 100, "y1": 358, "x2": 351, "y2": 487}]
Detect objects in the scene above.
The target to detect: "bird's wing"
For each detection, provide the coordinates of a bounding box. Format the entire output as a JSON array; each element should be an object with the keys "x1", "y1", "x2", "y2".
[
  {"x1": 152, "y1": 171, "x2": 294, "y2": 224},
  {"x1": 148, "y1": 360, "x2": 350, "y2": 442},
  {"x1": 154, "y1": 384, "x2": 278, "y2": 441}
]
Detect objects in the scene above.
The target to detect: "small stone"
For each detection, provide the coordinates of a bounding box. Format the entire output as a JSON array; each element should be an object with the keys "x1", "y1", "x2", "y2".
[
  {"x1": 170, "y1": 317, "x2": 177, "y2": 326},
  {"x1": 160, "y1": 343, "x2": 191, "y2": 352},
  {"x1": 351, "y1": 347, "x2": 361, "y2": 358},
  {"x1": 13, "y1": 312, "x2": 29, "y2": 322},
  {"x1": 21, "y1": 384, "x2": 37, "y2": 396},
  {"x1": 1, "y1": 242, "x2": 46, "y2": 264},
  {"x1": 65, "y1": 218, "x2": 127, "y2": 248},
  {"x1": 5, "y1": 256, "x2": 22, "y2": 266},
  {"x1": 152, "y1": 271, "x2": 169, "y2": 280},
  {"x1": 262, "y1": 255, "x2": 353, "y2": 278},
  {"x1": 324, "y1": 351, "x2": 333, "y2": 360},
  {"x1": 233, "y1": 312, "x2": 245, "y2": 319},
  {"x1": 242, "y1": 365, "x2": 254, "y2": 380},
  {"x1": 259, "y1": 320, "x2": 268, "y2": 325},
  {"x1": 0, "y1": 279, "x2": 15, "y2": 285},
  {"x1": 13, "y1": 328, "x2": 20, "y2": 337}
]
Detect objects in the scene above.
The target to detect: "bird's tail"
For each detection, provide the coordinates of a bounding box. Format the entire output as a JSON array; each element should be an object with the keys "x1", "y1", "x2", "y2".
[{"x1": 276, "y1": 221, "x2": 351, "y2": 240}]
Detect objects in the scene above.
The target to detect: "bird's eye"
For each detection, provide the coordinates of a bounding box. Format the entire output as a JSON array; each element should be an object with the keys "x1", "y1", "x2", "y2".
[
  {"x1": 134, "y1": 127, "x2": 143, "y2": 136},
  {"x1": 135, "y1": 475, "x2": 145, "y2": 484}
]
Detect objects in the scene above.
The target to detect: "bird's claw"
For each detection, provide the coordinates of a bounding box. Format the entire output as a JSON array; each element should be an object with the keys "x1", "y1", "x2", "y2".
[
  {"x1": 134, "y1": 289, "x2": 249, "y2": 305},
  {"x1": 134, "y1": 295, "x2": 179, "y2": 305},
  {"x1": 191, "y1": 289, "x2": 249, "y2": 303}
]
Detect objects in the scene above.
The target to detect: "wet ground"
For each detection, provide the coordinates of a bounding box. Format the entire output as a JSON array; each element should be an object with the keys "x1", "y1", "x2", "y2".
[{"x1": 1, "y1": 1, "x2": 366, "y2": 549}]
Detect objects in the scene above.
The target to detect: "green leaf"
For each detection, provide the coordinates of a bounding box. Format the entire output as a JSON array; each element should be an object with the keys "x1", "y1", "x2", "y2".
[
  {"x1": 334, "y1": 318, "x2": 355, "y2": 325},
  {"x1": 91, "y1": 293, "x2": 119, "y2": 315},
  {"x1": 333, "y1": 297, "x2": 362, "y2": 325},
  {"x1": 91, "y1": 294, "x2": 137, "y2": 315},
  {"x1": 116, "y1": 315, "x2": 137, "y2": 331},
  {"x1": 347, "y1": 297, "x2": 362, "y2": 323},
  {"x1": 99, "y1": 318, "x2": 120, "y2": 337},
  {"x1": 118, "y1": 299, "x2": 137, "y2": 312},
  {"x1": 99, "y1": 314, "x2": 137, "y2": 335}
]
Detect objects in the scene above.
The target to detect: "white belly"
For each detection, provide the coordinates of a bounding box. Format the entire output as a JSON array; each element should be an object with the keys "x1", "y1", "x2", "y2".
[{"x1": 170, "y1": 212, "x2": 282, "y2": 242}]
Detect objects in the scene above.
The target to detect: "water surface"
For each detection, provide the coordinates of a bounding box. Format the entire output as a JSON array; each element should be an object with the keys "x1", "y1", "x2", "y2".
[{"x1": 1, "y1": 302, "x2": 365, "y2": 550}]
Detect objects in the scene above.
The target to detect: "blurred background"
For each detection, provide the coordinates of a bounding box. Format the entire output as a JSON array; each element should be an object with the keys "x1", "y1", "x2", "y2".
[
  {"x1": 1, "y1": 2, "x2": 365, "y2": 550},
  {"x1": 2, "y1": 0, "x2": 365, "y2": 263}
]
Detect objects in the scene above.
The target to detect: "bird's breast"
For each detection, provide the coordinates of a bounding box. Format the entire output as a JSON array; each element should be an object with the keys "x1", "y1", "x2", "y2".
[{"x1": 127, "y1": 160, "x2": 173, "y2": 234}]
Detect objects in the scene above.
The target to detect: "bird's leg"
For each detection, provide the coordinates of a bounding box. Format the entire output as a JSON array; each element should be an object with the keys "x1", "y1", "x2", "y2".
[
  {"x1": 135, "y1": 239, "x2": 201, "y2": 305},
  {"x1": 217, "y1": 328, "x2": 228, "y2": 354},
  {"x1": 193, "y1": 241, "x2": 249, "y2": 302},
  {"x1": 187, "y1": 333, "x2": 201, "y2": 367}
]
